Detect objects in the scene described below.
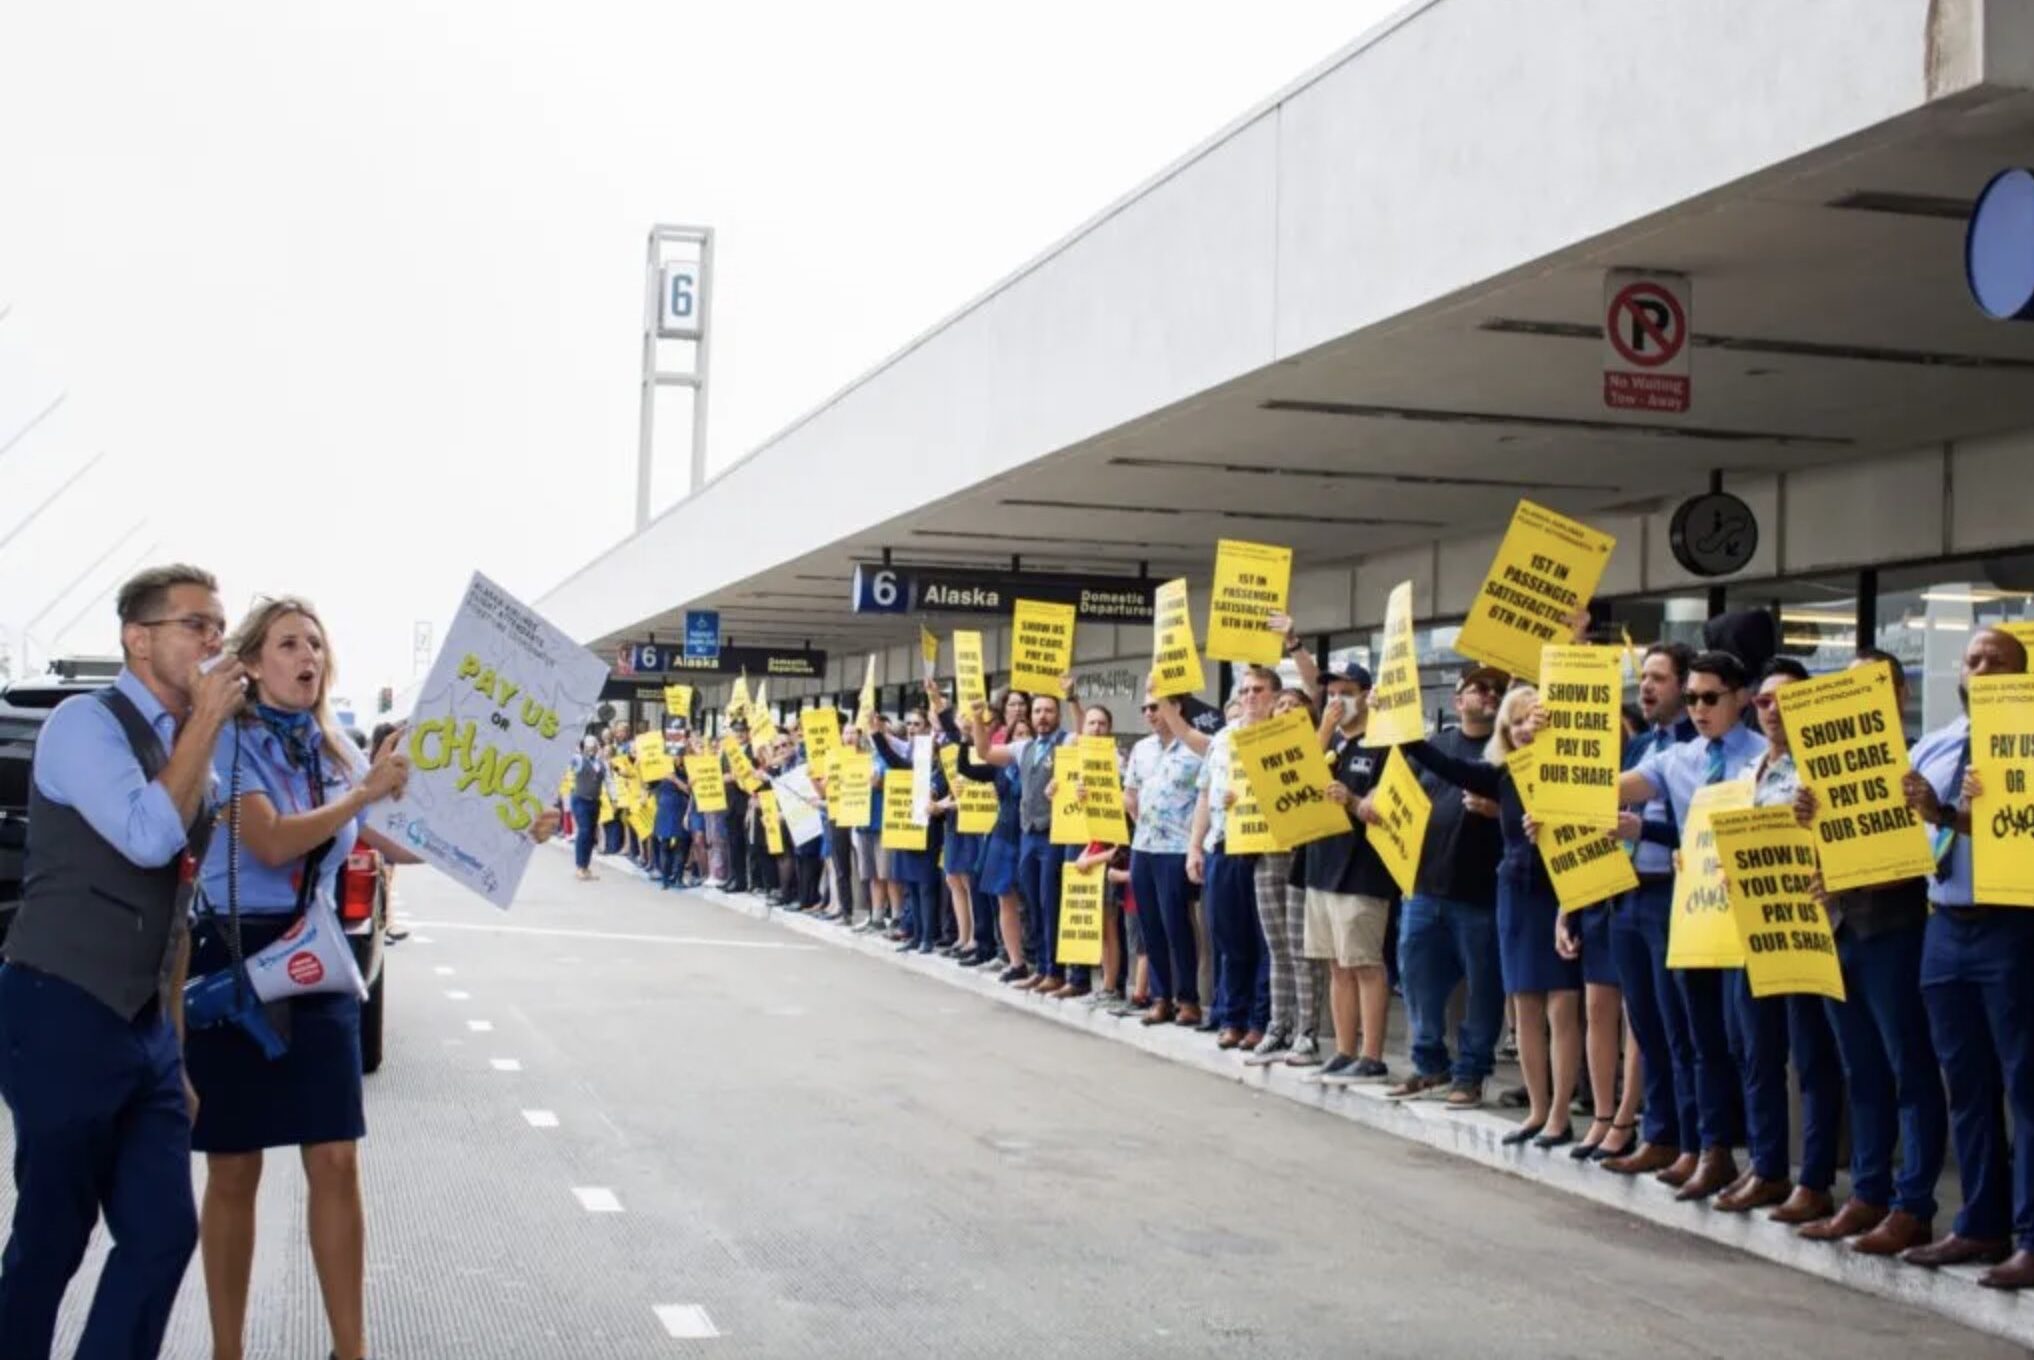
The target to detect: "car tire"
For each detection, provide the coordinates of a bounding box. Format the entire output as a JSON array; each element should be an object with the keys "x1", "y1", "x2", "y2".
[{"x1": 361, "y1": 970, "x2": 385, "y2": 1075}]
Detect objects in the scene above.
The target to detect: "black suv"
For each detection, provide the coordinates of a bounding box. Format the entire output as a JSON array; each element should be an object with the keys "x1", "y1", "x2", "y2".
[{"x1": 0, "y1": 663, "x2": 389, "y2": 1072}]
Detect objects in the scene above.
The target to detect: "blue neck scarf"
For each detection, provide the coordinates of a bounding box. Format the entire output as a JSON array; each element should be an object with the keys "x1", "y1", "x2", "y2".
[{"x1": 255, "y1": 703, "x2": 320, "y2": 772}]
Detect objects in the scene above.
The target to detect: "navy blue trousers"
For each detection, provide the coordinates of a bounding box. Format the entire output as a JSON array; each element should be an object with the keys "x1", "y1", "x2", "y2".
[
  {"x1": 571, "y1": 796, "x2": 600, "y2": 869},
  {"x1": 1207, "y1": 851, "x2": 1268, "y2": 1031},
  {"x1": 1671, "y1": 965, "x2": 1744, "y2": 1152},
  {"x1": 1130, "y1": 850, "x2": 1197, "y2": 1006},
  {"x1": 1017, "y1": 834, "x2": 1084, "y2": 983},
  {"x1": 1824, "y1": 920, "x2": 1945, "y2": 1219},
  {"x1": 1725, "y1": 971, "x2": 1843, "y2": 1186},
  {"x1": 1921, "y1": 909, "x2": 2034, "y2": 1248},
  {"x1": 1611, "y1": 881, "x2": 1691, "y2": 1148},
  {"x1": 0, "y1": 966, "x2": 198, "y2": 1360}
]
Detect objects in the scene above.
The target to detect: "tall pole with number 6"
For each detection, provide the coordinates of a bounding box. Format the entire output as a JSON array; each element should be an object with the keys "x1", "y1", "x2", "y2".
[{"x1": 637, "y1": 223, "x2": 716, "y2": 529}]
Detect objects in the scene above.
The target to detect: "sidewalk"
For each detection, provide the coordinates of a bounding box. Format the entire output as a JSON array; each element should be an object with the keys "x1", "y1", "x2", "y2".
[{"x1": 569, "y1": 848, "x2": 2033, "y2": 1349}]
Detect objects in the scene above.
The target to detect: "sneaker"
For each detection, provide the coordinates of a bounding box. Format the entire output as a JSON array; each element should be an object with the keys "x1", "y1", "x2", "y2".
[
  {"x1": 1284, "y1": 1036, "x2": 1324, "y2": 1068},
  {"x1": 1349, "y1": 1057, "x2": 1390, "y2": 1084},
  {"x1": 1444, "y1": 1079, "x2": 1486, "y2": 1110},
  {"x1": 1307, "y1": 1053, "x2": 1359, "y2": 1085},
  {"x1": 1387, "y1": 1072, "x2": 1449, "y2": 1101},
  {"x1": 1085, "y1": 989, "x2": 1123, "y2": 1009},
  {"x1": 1243, "y1": 1032, "x2": 1292, "y2": 1067}
]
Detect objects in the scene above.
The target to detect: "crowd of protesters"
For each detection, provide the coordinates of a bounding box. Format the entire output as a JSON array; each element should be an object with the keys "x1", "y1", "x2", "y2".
[{"x1": 564, "y1": 610, "x2": 2034, "y2": 1292}]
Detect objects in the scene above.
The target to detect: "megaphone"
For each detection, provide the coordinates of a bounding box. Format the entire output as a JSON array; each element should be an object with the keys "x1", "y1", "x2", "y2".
[{"x1": 185, "y1": 900, "x2": 369, "y2": 1059}]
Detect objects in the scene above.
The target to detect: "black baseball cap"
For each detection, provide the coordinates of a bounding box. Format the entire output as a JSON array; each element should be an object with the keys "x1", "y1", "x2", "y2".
[
  {"x1": 1456, "y1": 666, "x2": 1508, "y2": 692},
  {"x1": 1326, "y1": 662, "x2": 1373, "y2": 690}
]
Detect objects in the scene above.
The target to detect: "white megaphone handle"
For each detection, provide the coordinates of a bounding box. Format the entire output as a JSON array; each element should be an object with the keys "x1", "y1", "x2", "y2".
[{"x1": 238, "y1": 895, "x2": 369, "y2": 1004}]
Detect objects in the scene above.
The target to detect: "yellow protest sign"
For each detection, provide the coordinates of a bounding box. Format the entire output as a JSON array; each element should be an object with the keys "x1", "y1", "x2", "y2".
[
  {"x1": 628, "y1": 798, "x2": 656, "y2": 840},
  {"x1": 821, "y1": 747, "x2": 845, "y2": 819},
  {"x1": 1206, "y1": 539, "x2": 1292, "y2": 665},
  {"x1": 833, "y1": 749, "x2": 874, "y2": 828},
  {"x1": 940, "y1": 744, "x2": 1000, "y2": 835},
  {"x1": 1969, "y1": 673, "x2": 2034, "y2": 908},
  {"x1": 953, "y1": 630, "x2": 989, "y2": 712},
  {"x1": 1778, "y1": 661, "x2": 1934, "y2": 893},
  {"x1": 720, "y1": 735, "x2": 763, "y2": 793},
  {"x1": 752, "y1": 679, "x2": 769, "y2": 715},
  {"x1": 727, "y1": 672, "x2": 751, "y2": 721},
  {"x1": 1533, "y1": 645, "x2": 1622, "y2": 829},
  {"x1": 1367, "y1": 580, "x2": 1426, "y2": 746},
  {"x1": 1150, "y1": 578, "x2": 1206, "y2": 698},
  {"x1": 880, "y1": 770, "x2": 926, "y2": 851},
  {"x1": 610, "y1": 753, "x2": 636, "y2": 783},
  {"x1": 856, "y1": 654, "x2": 878, "y2": 725},
  {"x1": 1710, "y1": 805, "x2": 1844, "y2": 1000},
  {"x1": 1455, "y1": 499, "x2": 1616, "y2": 679},
  {"x1": 1079, "y1": 735, "x2": 1129, "y2": 845},
  {"x1": 663, "y1": 684, "x2": 694, "y2": 722},
  {"x1": 1620, "y1": 626, "x2": 1640, "y2": 687},
  {"x1": 1231, "y1": 709, "x2": 1349, "y2": 849},
  {"x1": 757, "y1": 789, "x2": 787, "y2": 856},
  {"x1": 598, "y1": 791, "x2": 614, "y2": 825},
  {"x1": 801, "y1": 706, "x2": 841, "y2": 769},
  {"x1": 1010, "y1": 599, "x2": 1076, "y2": 695},
  {"x1": 1667, "y1": 779, "x2": 1754, "y2": 968},
  {"x1": 920, "y1": 626, "x2": 940, "y2": 679},
  {"x1": 1050, "y1": 745, "x2": 1088, "y2": 846},
  {"x1": 1364, "y1": 748, "x2": 1431, "y2": 898},
  {"x1": 612, "y1": 774, "x2": 642, "y2": 811},
  {"x1": 1056, "y1": 860, "x2": 1105, "y2": 966},
  {"x1": 557, "y1": 768, "x2": 573, "y2": 800},
  {"x1": 684, "y1": 753, "x2": 727, "y2": 813},
  {"x1": 1226, "y1": 754, "x2": 1279, "y2": 854},
  {"x1": 2004, "y1": 621, "x2": 2034, "y2": 652},
  {"x1": 634, "y1": 731, "x2": 675, "y2": 783},
  {"x1": 1513, "y1": 721, "x2": 1633, "y2": 911}
]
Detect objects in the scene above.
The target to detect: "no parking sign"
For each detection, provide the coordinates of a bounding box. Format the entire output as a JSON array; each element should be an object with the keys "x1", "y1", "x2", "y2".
[{"x1": 1602, "y1": 270, "x2": 1690, "y2": 413}]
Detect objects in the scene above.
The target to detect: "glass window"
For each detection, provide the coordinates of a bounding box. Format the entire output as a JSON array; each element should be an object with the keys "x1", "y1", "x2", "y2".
[{"x1": 1875, "y1": 553, "x2": 2034, "y2": 733}]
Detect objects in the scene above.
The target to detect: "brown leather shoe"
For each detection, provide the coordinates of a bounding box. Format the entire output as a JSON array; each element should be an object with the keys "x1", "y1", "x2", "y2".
[
  {"x1": 1239, "y1": 1030, "x2": 1264, "y2": 1051},
  {"x1": 1602, "y1": 1143, "x2": 1679, "y2": 1177},
  {"x1": 1902, "y1": 1232, "x2": 2010, "y2": 1269},
  {"x1": 1768, "y1": 1186, "x2": 1835, "y2": 1225},
  {"x1": 1714, "y1": 1175, "x2": 1793, "y2": 1215},
  {"x1": 1216, "y1": 1028, "x2": 1245, "y2": 1050},
  {"x1": 1798, "y1": 1198, "x2": 1886, "y2": 1242},
  {"x1": 1173, "y1": 1004, "x2": 1204, "y2": 1027},
  {"x1": 1138, "y1": 1001, "x2": 1176, "y2": 1026},
  {"x1": 1654, "y1": 1150, "x2": 1700, "y2": 1188},
  {"x1": 1979, "y1": 1249, "x2": 2034, "y2": 1291},
  {"x1": 1057, "y1": 983, "x2": 1091, "y2": 1000},
  {"x1": 1848, "y1": 1209, "x2": 1929, "y2": 1255},
  {"x1": 1673, "y1": 1148, "x2": 1740, "y2": 1202}
]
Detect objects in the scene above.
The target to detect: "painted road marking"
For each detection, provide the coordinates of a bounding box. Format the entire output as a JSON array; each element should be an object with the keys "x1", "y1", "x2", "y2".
[
  {"x1": 434, "y1": 966, "x2": 455, "y2": 976},
  {"x1": 490, "y1": 1058, "x2": 522, "y2": 1072},
  {"x1": 467, "y1": 1020, "x2": 494, "y2": 1032},
  {"x1": 573, "y1": 1187, "x2": 623, "y2": 1213},
  {"x1": 522, "y1": 1109, "x2": 559, "y2": 1128},
  {"x1": 445, "y1": 990, "x2": 471, "y2": 1001},
  {"x1": 412, "y1": 934, "x2": 434, "y2": 944},
  {"x1": 654, "y1": 1305, "x2": 720, "y2": 1339},
  {"x1": 403, "y1": 919, "x2": 819, "y2": 951}
]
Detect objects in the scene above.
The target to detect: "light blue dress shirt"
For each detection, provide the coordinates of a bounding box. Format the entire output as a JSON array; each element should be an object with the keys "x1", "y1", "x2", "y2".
[
  {"x1": 31, "y1": 668, "x2": 202, "y2": 869},
  {"x1": 1910, "y1": 715, "x2": 1973, "y2": 908},
  {"x1": 198, "y1": 719, "x2": 364, "y2": 916},
  {"x1": 1631, "y1": 721, "x2": 1768, "y2": 833},
  {"x1": 1624, "y1": 717, "x2": 1696, "y2": 875}
]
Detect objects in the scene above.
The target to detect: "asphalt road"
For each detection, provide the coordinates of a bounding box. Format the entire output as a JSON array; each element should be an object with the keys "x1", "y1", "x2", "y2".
[{"x1": 4, "y1": 848, "x2": 2019, "y2": 1358}]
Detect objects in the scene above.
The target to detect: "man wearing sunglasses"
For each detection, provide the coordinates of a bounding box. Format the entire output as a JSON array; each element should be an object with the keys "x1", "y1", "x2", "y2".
[
  {"x1": 0, "y1": 565, "x2": 248, "y2": 1357},
  {"x1": 1611, "y1": 650, "x2": 1767, "y2": 1203}
]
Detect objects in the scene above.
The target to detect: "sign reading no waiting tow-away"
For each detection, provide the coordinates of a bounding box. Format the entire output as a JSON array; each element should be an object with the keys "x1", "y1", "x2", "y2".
[{"x1": 1603, "y1": 270, "x2": 1690, "y2": 414}]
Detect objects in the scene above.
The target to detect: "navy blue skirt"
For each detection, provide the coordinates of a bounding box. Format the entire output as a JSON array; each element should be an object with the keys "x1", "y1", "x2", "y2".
[
  {"x1": 976, "y1": 835, "x2": 1019, "y2": 896},
  {"x1": 1497, "y1": 879, "x2": 1581, "y2": 996},
  {"x1": 1573, "y1": 902, "x2": 1619, "y2": 987},
  {"x1": 186, "y1": 915, "x2": 366, "y2": 1153},
  {"x1": 942, "y1": 831, "x2": 982, "y2": 877}
]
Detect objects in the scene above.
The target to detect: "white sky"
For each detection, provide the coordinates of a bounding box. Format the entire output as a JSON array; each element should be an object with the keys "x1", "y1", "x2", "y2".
[{"x1": 0, "y1": 0, "x2": 1396, "y2": 712}]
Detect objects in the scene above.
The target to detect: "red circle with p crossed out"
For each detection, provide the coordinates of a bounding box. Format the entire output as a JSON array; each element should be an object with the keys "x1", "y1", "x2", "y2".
[{"x1": 1608, "y1": 281, "x2": 1687, "y2": 369}]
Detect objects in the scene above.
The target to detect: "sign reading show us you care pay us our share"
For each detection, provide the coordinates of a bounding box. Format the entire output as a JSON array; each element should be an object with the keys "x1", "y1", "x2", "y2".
[{"x1": 397, "y1": 573, "x2": 608, "y2": 909}]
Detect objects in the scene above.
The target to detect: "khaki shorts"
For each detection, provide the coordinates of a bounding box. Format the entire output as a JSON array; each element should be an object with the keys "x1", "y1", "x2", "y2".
[{"x1": 1303, "y1": 888, "x2": 1390, "y2": 968}]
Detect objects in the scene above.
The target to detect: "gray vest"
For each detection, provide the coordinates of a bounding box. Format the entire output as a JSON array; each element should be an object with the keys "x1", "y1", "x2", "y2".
[
  {"x1": 1018, "y1": 730, "x2": 1066, "y2": 833},
  {"x1": 5, "y1": 689, "x2": 211, "y2": 1020},
  {"x1": 573, "y1": 755, "x2": 606, "y2": 803}
]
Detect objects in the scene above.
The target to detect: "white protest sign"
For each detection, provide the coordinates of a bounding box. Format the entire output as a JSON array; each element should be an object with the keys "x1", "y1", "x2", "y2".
[
  {"x1": 773, "y1": 765, "x2": 826, "y2": 847},
  {"x1": 389, "y1": 572, "x2": 607, "y2": 908},
  {"x1": 911, "y1": 735, "x2": 933, "y2": 826}
]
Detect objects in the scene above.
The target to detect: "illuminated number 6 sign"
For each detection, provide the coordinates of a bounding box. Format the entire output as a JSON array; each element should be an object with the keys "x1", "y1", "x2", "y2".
[{"x1": 658, "y1": 262, "x2": 704, "y2": 340}]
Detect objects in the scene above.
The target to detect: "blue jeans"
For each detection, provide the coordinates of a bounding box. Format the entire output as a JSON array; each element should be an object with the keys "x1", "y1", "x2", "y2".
[
  {"x1": 1397, "y1": 895, "x2": 1502, "y2": 1083},
  {"x1": 1017, "y1": 834, "x2": 1082, "y2": 983},
  {"x1": 1130, "y1": 850, "x2": 1197, "y2": 1005},
  {"x1": 1920, "y1": 909, "x2": 2034, "y2": 1247},
  {"x1": 1207, "y1": 851, "x2": 1267, "y2": 1031},
  {"x1": 0, "y1": 966, "x2": 198, "y2": 1360},
  {"x1": 1725, "y1": 972, "x2": 1842, "y2": 1186},
  {"x1": 1672, "y1": 966, "x2": 1742, "y2": 1152},
  {"x1": 571, "y1": 796, "x2": 600, "y2": 869},
  {"x1": 1611, "y1": 881, "x2": 1690, "y2": 1148},
  {"x1": 1824, "y1": 920, "x2": 1944, "y2": 1219}
]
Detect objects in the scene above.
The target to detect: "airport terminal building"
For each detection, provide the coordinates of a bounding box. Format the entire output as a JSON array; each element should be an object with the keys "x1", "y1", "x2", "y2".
[{"x1": 541, "y1": 0, "x2": 2034, "y2": 739}]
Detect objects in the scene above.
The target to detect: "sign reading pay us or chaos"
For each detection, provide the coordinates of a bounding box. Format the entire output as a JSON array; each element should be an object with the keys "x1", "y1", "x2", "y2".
[
  {"x1": 1231, "y1": 710, "x2": 1349, "y2": 849},
  {"x1": 1778, "y1": 661, "x2": 1934, "y2": 893},
  {"x1": 397, "y1": 571, "x2": 607, "y2": 910},
  {"x1": 1969, "y1": 673, "x2": 2034, "y2": 908},
  {"x1": 1455, "y1": 500, "x2": 1616, "y2": 680}
]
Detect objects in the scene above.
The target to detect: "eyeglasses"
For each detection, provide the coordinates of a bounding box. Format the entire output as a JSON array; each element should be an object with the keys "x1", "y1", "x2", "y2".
[
  {"x1": 1682, "y1": 690, "x2": 1731, "y2": 709},
  {"x1": 1751, "y1": 693, "x2": 1779, "y2": 712},
  {"x1": 1141, "y1": 703, "x2": 1160, "y2": 713},
  {"x1": 138, "y1": 615, "x2": 227, "y2": 642}
]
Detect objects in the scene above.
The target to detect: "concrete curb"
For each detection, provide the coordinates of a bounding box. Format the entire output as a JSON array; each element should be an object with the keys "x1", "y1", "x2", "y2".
[{"x1": 581, "y1": 850, "x2": 2033, "y2": 1347}]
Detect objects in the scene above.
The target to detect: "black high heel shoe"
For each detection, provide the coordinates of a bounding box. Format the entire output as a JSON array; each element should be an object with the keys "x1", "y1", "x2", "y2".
[
  {"x1": 1590, "y1": 1121, "x2": 1640, "y2": 1163},
  {"x1": 1570, "y1": 1115, "x2": 1615, "y2": 1161},
  {"x1": 1500, "y1": 1122, "x2": 1545, "y2": 1147},
  {"x1": 1533, "y1": 1127, "x2": 1575, "y2": 1150}
]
